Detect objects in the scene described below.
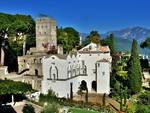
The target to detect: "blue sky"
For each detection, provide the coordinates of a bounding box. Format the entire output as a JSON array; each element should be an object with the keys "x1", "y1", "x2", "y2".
[{"x1": 0, "y1": 0, "x2": 150, "y2": 33}]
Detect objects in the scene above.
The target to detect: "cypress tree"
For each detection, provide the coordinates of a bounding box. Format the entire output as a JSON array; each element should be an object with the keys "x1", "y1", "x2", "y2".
[
  {"x1": 108, "y1": 33, "x2": 115, "y2": 55},
  {"x1": 127, "y1": 39, "x2": 142, "y2": 94}
]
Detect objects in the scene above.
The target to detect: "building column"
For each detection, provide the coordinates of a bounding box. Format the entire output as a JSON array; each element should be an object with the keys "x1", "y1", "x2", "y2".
[
  {"x1": 0, "y1": 48, "x2": 5, "y2": 66},
  {"x1": 23, "y1": 35, "x2": 26, "y2": 55}
]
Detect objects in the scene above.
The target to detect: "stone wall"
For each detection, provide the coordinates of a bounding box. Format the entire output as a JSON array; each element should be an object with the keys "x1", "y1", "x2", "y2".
[
  {"x1": 0, "y1": 66, "x2": 8, "y2": 76},
  {"x1": 36, "y1": 17, "x2": 57, "y2": 51}
]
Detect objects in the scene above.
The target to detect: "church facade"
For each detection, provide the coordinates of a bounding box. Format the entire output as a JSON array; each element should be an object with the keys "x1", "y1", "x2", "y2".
[{"x1": 42, "y1": 43, "x2": 112, "y2": 98}]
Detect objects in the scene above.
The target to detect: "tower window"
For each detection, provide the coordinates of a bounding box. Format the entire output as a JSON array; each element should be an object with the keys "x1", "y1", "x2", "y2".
[{"x1": 102, "y1": 72, "x2": 105, "y2": 76}]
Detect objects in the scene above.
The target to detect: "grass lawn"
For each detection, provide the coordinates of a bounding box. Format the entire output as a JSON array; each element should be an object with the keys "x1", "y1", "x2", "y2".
[{"x1": 69, "y1": 108, "x2": 99, "y2": 113}]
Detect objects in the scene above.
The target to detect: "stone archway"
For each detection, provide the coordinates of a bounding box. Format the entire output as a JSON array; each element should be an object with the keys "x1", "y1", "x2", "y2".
[{"x1": 81, "y1": 80, "x2": 87, "y2": 88}]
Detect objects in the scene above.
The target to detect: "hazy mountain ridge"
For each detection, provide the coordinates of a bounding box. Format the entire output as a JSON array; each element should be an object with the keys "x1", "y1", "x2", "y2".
[
  {"x1": 107, "y1": 26, "x2": 150, "y2": 57},
  {"x1": 107, "y1": 26, "x2": 150, "y2": 42},
  {"x1": 115, "y1": 38, "x2": 149, "y2": 57},
  {"x1": 80, "y1": 26, "x2": 150, "y2": 58}
]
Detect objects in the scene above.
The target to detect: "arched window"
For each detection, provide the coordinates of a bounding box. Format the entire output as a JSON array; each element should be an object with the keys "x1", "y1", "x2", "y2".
[
  {"x1": 83, "y1": 65, "x2": 87, "y2": 74},
  {"x1": 49, "y1": 65, "x2": 58, "y2": 80},
  {"x1": 67, "y1": 65, "x2": 72, "y2": 78},
  {"x1": 73, "y1": 69, "x2": 76, "y2": 76},
  {"x1": 35, "y1": 69, "x2": 38, "y2": 76}
]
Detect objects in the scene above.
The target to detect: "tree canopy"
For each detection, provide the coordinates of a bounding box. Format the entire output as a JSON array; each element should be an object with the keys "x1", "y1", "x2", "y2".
[
  {"x1": 101, "y1": 33, "x2": 115, "y2": 55},
  {"x1": 0, "y1": 80, "x2": 32, "y2": 95},
  {"x1": 141, "y1": 37, "x2": 150, "y2": 48},
  {"x1": 0, "y1": 13, "x2": 35, "y2": 56},
  {"x1": 0, "y1": 13, "x2": 35, "y2": 72},
  {"x1": 57, "y1": 27, "x2": 80, "y2": 53},
  {"x1": 86, "y1": 31, "x2": 101, "y2": 44},
  {"x1": 0, "y1": 13, "x2": 35, "y2": 36}
]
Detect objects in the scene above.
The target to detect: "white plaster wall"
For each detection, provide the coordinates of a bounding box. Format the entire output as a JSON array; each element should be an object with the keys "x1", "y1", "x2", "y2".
[
  {"x1": 43, "y1": 55, "x2": 68, "y2": 80},
  {"x1": 47, "y1": 81, "x2": 69, "y2": 98},
  {"x1": 42, "y1": 52, "x2": 111, "y2": 97},
  {"x1": 77, "y1": 53, "x2": 101, "y2": 92},
  {"x1": 97, "y1": 62, "x2": 110, "y2": 94},
  {"x1": 42, "y1": 76, "x2": 86, "y2": 98}
]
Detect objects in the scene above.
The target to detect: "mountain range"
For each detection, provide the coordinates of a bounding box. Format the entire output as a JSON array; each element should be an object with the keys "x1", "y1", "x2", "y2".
[
  {"x1": 107, "y1": 26, "x2": 150, "y2": 42},
  {"x1": 80, "y1": 26, "x2": 150, "y2": 59}
]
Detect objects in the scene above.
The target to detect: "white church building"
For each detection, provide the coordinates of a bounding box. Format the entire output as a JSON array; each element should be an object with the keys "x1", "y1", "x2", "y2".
[{"x1": 42, "y1": 43, "x2": 112, "y2": 98}]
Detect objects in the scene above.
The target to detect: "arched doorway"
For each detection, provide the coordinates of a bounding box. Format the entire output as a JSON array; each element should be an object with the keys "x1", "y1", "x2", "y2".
[
  {"x1": 80, "y1": 80, "x2": 88, "y2": 102},
  {"x1": 80, "y1": 80, "x2": 87, "y2": 90},
  {"x1": 91, "y1": 81, "x2": 97, "y2": 92}
]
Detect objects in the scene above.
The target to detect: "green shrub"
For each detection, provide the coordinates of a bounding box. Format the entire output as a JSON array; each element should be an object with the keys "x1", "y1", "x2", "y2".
[
  {"x1": 138, "y1": 91, "x2": 150, "y2": 105},
  {"x1": 41, "y1": 102, "x2": 60, "y2": 113},
  {"x1": 136, "y1": 104, "x2": 150, "y2": 113},
  {"x1": 47, "y1": 89, "x2": 57, "y2": 97},
  {"x1": 39, "y1": 89, "x2": 58, "y2": 103},
  {"x1": 22, "y1": 104, "x2": 35, "y2": 113}
]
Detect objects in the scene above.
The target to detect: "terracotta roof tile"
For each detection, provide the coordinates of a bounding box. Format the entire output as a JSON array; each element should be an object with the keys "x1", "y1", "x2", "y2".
[{"x1": 99, "y1": 46, "x2": 110, "y2": 52}]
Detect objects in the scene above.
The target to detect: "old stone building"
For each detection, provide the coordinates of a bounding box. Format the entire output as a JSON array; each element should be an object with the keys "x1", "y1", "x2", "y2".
[
  {"x1": 18, "y1": 16, "x2": 57, "y2": 90},
  {"x1": 36, "y1": 17, "x2": 57, "y2": 53},
  {"x1": 18, "y1": 16, "x2": 112, "y2": 96}
]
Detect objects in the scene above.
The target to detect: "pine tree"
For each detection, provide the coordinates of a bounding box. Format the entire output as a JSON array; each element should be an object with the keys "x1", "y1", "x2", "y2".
[{"x1": 127, "y1": 39, "x2": 142, "y2": 94}]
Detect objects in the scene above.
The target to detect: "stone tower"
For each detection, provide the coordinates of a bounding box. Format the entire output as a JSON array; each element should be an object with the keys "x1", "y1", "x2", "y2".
[{"x1": 36, "y1": 16, "x2": 57, "y2": 52}]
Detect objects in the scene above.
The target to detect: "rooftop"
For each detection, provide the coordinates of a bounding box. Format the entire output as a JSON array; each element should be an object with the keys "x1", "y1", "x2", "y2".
[{"x1": 79, "y1": 42, "x2": 110, "y2": 53}]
